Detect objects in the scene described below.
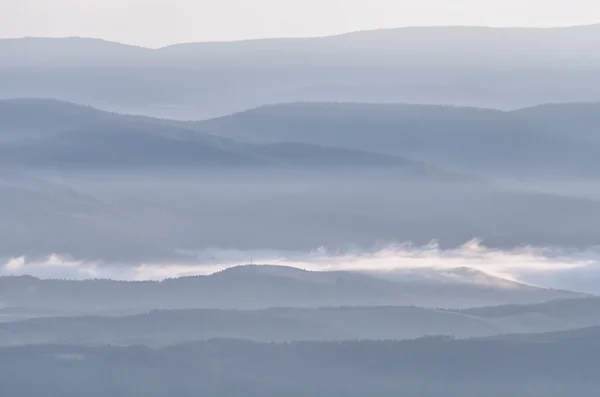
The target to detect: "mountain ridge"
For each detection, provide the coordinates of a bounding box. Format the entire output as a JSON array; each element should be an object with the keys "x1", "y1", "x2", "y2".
[
  {"x1": 0, "y1": 265, "x2": 582, "y2": 311},
  {"x1": 3, "y1": 25, "x2": 600, "y2": 118},
  {"x1": 4, "y1": 23, "x2": 600, "y2": 50},
  {"x1": 0, "y1": 99, "x2": 425, "y2": 170},
  {"x1": 194, "y1": 100, "x2": 600, "y2": 177}
]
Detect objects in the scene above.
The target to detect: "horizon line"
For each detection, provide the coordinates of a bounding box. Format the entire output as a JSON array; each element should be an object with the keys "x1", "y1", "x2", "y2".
[{"x1": 1, "y1": 22, "x2": 599, "y2": 50}]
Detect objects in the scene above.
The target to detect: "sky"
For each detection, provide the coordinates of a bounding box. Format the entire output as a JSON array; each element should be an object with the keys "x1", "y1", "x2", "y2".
[{"x1": 1, "y1": 0, "x2": 600, "y2": 47}]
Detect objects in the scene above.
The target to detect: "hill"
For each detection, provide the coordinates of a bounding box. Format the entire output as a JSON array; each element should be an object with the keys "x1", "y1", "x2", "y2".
[
  {"x1": 463, "y1": 296, "x2": 600, "y2": 329},
  {"x1": 5, "y1": 100, "x2": 600, "y2": 258},
  {"x1": 6, "y1": 98, "x2": 600, "y2": 177},
  {"x1": 0, "y1": 306, "x2": 502, "y2": 346},
  {"x1": 195, "y1": 101, "x2": 600, "y2": 177},
  {"x1": 484, "y1": 324, "x2": 600, "y2": 343},
  {"x1": 2, "y1": 25, "x2": 600, "y2": 118},
  {"x1": 5, "y1": 100, "x2": 600, "y2": 259},
  {"x1": 0, "y1": 99, "x2": 425, "y2": 170},
  {"x1": 0, "y1": 265, "x2": 581, "y2": 311},
  {"x1": 3, "y1": 298, "x2": 599, "y2": 347}
]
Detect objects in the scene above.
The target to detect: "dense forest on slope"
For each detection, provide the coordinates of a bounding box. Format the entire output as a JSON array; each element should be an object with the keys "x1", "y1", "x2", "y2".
[{"x1": 1, "y1": 336, "x2": 599, "y2": 397}]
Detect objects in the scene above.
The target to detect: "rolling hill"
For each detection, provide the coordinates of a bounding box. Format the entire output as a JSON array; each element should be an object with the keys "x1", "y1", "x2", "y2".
[
  {"x1": 194, "y1": 101, "x2": 600, "y2": 177},
  {"x1": 0, "y1": 99, "x2": 426, "y2": 170},
  {"x1": 0, "y1": 265, "x2": 581, "y2": 311},
  {"x1": 5, "y1": 98, "x2": 600, "y2": 177},
  {"x1": 5, "y1": 99, "x2": 600, "y2": 259},
  {"x1": 0, "y1": 306, "x2": 502, "y2": 346},
  {"x1": 4, "y1": 294, "x2": 600, "y2": 347},
  {"x1": 463, "y1": 296, "x2": 600, "y2": 329},
  {"x1": 2, "y1": 25, "x2": 600, "y2": 118}
]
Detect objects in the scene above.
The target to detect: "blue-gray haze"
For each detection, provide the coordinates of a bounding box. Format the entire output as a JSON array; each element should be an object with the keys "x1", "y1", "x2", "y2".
[{"x1": 2, "y1": 22, "x2": 600, "y2": 397}]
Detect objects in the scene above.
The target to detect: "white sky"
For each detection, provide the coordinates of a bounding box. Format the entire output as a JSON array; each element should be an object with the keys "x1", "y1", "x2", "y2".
[{"x1": 1, "y1": 0, "x2": 600, "y2": 47}]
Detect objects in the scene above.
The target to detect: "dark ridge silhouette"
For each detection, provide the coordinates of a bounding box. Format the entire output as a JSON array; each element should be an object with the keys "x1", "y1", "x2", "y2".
[{"x1": 2, "y1": 335, "x2": 600, "y2": 396}]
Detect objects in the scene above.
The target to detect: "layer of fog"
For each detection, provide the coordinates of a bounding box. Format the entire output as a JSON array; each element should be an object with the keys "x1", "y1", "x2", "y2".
[
  {"x1": 3, "y1": 169, "x2": 600, "y2": 294},
  {"x1": 48, "y1": 170, "x2": 600, "y2": 251},
  {"x1": 3, "y1": 239, "x2": 599, "y2": 293}
]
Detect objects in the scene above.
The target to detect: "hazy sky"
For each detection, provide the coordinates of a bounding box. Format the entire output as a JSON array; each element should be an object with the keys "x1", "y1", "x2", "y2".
[{"x1": 2, "y1": 0, "x2": 600, "y2": 47}]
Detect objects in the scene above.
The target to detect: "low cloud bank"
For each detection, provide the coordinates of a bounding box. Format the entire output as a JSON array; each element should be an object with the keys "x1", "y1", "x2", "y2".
[{"x1": 2, "y1": 239, "x2": 599, "y2": 292}]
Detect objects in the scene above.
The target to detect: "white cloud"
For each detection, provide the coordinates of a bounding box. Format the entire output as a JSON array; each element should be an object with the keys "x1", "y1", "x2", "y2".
[
  {"x1": 1, "y1": 254, "x2": 100, "y2": 280},
  {"x1": 4, "y1": 256, "x2": 25, "y2": 271}
]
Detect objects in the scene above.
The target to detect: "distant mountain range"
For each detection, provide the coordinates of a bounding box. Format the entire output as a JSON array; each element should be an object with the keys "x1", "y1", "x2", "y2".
[
  {"x1": 195, "y1": 101, "x2": 600, "y2": 177},
  {"x1": 0, "y1": 265, "x2": 596, "y2": 347},
  {"x1": 0, "y1": 304, "x2": 579, "y2": 347},
  {"x1": 6, "y1": 290, "x2": 600, "y2": 347},
  {"x1": 2, "y1": 25, "x2": 600, "y2": 397},
  {"x1": 0, "y1": 305, "x2": 514, "y2": 346},
  {"x1": 4, "y1": 99, "x2": 600, "y2": 259},
  {"x1": 4, "y1": 98, "x2": 600, "y2": 177},
  {"x1": 464, "y1": 295, "x2": 600, "y2": 326},
  {"x1": 2, "y1": 25, "x2": 600, "y2": 118},
  {"x1": 0, "y1": 265, "x2": 581, "y2": 311},
  {"x1": 0, "y1": 99, "x2": 428, "y2": 171}
]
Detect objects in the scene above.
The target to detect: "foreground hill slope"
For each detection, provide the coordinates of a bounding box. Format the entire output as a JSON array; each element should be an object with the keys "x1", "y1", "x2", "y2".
[{"x1": 1, "y1": 335, "x2": 600, "y2": 396}]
